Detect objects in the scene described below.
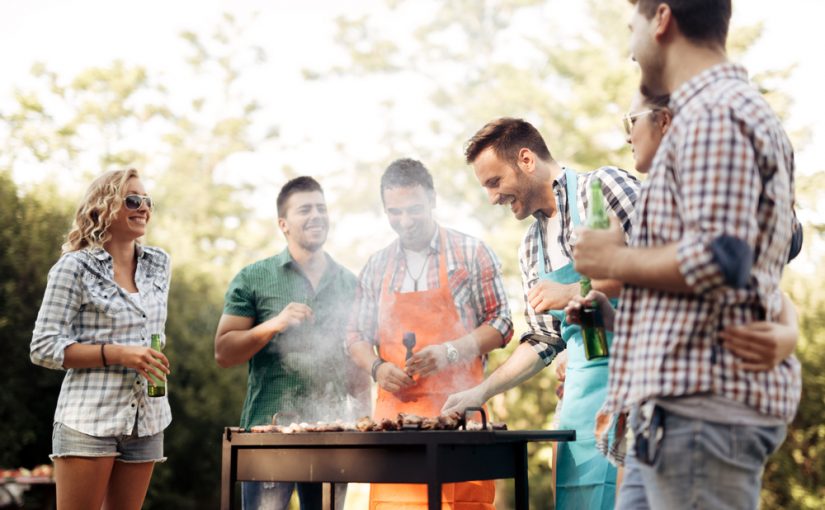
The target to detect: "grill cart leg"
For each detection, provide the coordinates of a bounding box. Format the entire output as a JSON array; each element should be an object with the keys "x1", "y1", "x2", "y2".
[
  {"x1": 426, "y1": 443, "x2": 443, "y2": 510},
  {"x1": 322, "y1": 483, "x2": 335, "y2": 510},
  {"x1": 221, "y1": 428, "x2": 234, "y2": 510},
  {"x1": 514, "y1": 443, "x2": 529, "y2": 509}
]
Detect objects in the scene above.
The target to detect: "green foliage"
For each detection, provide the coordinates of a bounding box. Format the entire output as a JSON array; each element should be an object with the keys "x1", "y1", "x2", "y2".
[
  {"x1": 0, "y1": 173, "x2": 69, "y2": 468},
  {"x1": 145, "y1": 267, "x2": 247, "y2": 509}
]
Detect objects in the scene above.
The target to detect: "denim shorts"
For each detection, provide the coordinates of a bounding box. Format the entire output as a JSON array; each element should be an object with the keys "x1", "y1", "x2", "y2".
[{"x1": 50, "y1": 422, "x2": 166, "y2": 463}]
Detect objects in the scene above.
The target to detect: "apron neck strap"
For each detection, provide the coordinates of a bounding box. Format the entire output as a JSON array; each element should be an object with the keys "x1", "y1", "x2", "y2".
[
  {"x1": 564, "y1": 167, "x2": 581, "y2": 227},
  {"x1": 381, "y1": 226, "x2": 448, "y2": 295}
]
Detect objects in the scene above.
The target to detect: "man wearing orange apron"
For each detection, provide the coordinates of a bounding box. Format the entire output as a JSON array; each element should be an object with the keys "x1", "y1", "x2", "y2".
[{"x1": 347, "y1": 158, "x2": 513, "y2": 510}]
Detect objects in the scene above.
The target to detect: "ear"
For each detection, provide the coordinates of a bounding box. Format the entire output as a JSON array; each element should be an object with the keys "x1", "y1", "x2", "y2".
[
  {"x1": 429, "y1": 190, "x2": 437, "y2": 208},
  {"x1": 277, "y1": 217, "x2": 288, "y2": 235},
  {"x1": 654, "y1": 4, "x2": 674, "y2": 40},
  {"x1": 658, "y1": 109, "x2": 672, "y2": 136},
  {"x1": 517, "y1": 147, "x2": 536, "y2": 174}
]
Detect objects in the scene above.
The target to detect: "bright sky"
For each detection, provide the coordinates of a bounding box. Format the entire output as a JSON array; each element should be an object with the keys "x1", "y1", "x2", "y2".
[
  {"x1": 1, "y1": 0, "x2": 822, "y2": 247},
  {"x1": 1, "y1": 0, "x2": 822, "y2": 172}
]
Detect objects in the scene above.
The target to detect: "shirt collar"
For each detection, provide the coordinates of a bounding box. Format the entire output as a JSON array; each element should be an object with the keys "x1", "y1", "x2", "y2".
[
  {"x1": 87, "y1": 243, "x2": 147, "y2": 263},
  {"x1": 277, "y1": 247, "x2": 340, "y2": 278},
  {"x1": 669, "y1": 62, "x2": 749, "y2": 116},
  {"x1": 275, "y1": 248, "x2": 293, "y2": 267},
  {"x1": 534, "y1": 167, "x2": 572, "y2": 221}
]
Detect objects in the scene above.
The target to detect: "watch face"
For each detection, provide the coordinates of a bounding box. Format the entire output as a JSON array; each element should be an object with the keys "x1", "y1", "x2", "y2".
[{"x1": 446, "y1": 344, "x2": 459, "y2": 363}]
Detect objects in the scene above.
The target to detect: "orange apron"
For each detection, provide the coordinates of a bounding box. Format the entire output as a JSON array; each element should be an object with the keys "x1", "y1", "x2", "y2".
[{"x1": 369, "y1": 230, "x2": 495, "y2": 510}]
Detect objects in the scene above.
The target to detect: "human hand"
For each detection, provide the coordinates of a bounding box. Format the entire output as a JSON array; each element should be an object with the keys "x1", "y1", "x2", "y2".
[
  {"x1": 111, "y1": 345, "x2": 170, "y2": 383},
  {"x1": 553, "y1": 351, "x2": 568, "y2": 398},
  {"x1": 720, "y1": 321, "x2": 797, "y2": 371},
  {"x1": 564, "y1": 290, "x2": 614, "y2": 330},
  {"x1": 406, "y1": 344, "x2": 448, "y2": 378},
  {"x1": 267, "y1": 302, "x2": 313, "y2": 333},
  {"x1": 375, "y1": 362, "x2": 416, "y2": 393},
  {"x1": 572, "y1": 216, "x2": 626, "y2": 280},
  {"x1": 441, "y1": 385, "x2": 487, "y2": 415},
  {"x1": 554, "y1": 350, "x2": 568, "y2": 382},
  {"x1": 527, "y1": 280, "x2": 578, "y2": 313}
]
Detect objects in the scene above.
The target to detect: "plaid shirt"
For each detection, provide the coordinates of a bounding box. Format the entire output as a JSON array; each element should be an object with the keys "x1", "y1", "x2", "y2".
[
  {"x1": 347, "y1": 225, "x2": 513, "y2": 351},
  {"x1": 604, "y1": 63, "x2": 801, "y2": 422},
  {"x1": 520, "y1": 167, "x2": 640, "y2": 364},
  {"x1": 31, "y1": 246, "x2": 172, "y2": 437}
]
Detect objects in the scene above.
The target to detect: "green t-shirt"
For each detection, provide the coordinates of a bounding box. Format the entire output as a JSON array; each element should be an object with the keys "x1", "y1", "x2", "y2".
[{"x1": 223, "y1": 249, "x2": 358, "y2": 428}]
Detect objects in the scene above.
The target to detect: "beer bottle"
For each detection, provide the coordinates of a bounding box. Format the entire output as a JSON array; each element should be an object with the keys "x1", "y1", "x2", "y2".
[
  {"x1": 148, "y1": 333, "x2": 166, "y2": 397},
  {"x1": 579, "y1": 178, "x2": 610, "y2": 360}
]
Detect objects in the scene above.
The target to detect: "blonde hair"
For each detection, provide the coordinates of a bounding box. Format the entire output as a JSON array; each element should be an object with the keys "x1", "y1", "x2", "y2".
[{"x1": 63, "y1": 168, "x2": 140, "y2": 253}]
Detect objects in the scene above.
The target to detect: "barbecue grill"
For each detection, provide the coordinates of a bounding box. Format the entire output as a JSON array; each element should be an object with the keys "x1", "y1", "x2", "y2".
[{"x1": 220, "y1": 410, "x2": 575, "y2": 510}]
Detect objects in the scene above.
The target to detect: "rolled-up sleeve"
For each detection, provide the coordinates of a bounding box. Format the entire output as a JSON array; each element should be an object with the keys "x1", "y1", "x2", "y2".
[
  {"x1": 31, "y1": 255, "x2": 82, "y2": 370},
  {"x1": 675, "y1": 106, "x2": 760, "y2": 295},
  {"x1": 471, "y1": 242, "x2": 513, "y2": 345}
]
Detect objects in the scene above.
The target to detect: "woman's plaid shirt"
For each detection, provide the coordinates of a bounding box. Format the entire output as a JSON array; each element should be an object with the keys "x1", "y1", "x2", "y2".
[
  {"x1": 603, "y1": 63, "x2": 802, "y2": 422},
  {"x1": 31, "y1": 246, "x2": 172, "y2": 437}
]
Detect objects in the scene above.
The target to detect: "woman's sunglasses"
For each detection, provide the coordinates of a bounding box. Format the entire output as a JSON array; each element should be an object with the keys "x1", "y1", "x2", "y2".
[
  {"x1": 124, "y1": 194, "x2": 154, "y2": 210},
  {"x1": 622, "y1": 109, "x2": 658, "y2": 136}
]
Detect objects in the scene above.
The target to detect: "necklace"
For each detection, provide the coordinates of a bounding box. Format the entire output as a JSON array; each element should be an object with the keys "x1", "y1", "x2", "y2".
[{"x1": 404, "y1": 250, "x2": 432, "y2": 291}]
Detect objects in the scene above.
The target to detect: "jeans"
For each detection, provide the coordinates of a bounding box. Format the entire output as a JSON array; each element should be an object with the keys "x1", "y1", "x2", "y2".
[
  {"x1": 50, "y1": 422, "x2": 165, "y2": 463},
  {"x1": 616, "y1": 406, "x2": 786, "y2": 510},
  {"x1": 242, "y1": 482, "x2": 347, "y2": 510}
]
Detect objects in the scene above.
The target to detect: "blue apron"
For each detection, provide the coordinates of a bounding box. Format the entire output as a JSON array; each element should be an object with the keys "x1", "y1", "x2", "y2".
[{"x1": 537, "y1": 168, "x2": 617, "y2": 510}]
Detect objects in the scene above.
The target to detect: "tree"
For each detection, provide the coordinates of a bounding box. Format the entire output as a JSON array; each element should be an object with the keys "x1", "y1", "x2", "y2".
[
  {"x1": 0, "y1": 14, "x2": 276, "y2": 510},
  {"x1": 311, "y1": 0, "x2": 823, "y2": 507},
  {"x1": 0, "y1": 173, "x2": 69, "y2": 469}
]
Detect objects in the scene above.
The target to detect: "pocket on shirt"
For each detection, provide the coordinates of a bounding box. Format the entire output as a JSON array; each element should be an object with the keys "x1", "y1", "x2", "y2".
[{"x1": 85, "y1": 280, "x2": 125, "y2": 316}]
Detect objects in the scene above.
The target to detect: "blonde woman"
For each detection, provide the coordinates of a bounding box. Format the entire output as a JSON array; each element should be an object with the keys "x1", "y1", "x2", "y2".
[{"x1": 31, "y1": 168, "x2": 171, "y2": 510}]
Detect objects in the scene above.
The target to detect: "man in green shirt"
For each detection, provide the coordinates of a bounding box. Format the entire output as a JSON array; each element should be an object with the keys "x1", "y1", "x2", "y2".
[{"x1": 215, "y1": 176, "x2": 366, "y2": 510}]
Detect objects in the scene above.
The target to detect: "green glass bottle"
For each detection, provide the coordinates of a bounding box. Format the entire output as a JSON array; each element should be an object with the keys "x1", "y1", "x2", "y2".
[
  {"x1": 148, "y1": 334, "x2": 166, "y2": 397},
  {"x1": 580, "y1": 178, "x2": 610, "y2": 360}
]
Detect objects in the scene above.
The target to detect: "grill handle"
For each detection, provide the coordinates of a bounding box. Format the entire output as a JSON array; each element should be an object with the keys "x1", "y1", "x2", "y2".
[
  {"x1": 461, "y1": 406, "x2": 487, "y2": 430},
  {"x1": 272, "y1": 411, "x2": 300, "y2": 425}
]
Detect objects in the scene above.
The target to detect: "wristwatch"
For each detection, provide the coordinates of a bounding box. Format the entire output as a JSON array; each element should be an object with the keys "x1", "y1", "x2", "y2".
[
  {"x1": 444, "y1": 342, "x2": 459, "y2": 365},
  {"x1": 371, "y1": 358, "x2": 386, "y2": 382}
]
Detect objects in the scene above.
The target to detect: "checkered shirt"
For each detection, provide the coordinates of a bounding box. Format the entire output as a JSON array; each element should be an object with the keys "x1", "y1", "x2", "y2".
[
  {"x1": 603, "y1": 63, "x2": 802, "y2": 422},
  {"x1": 520, "y1": 167, "x2": 640, "y2": 364},
  {"x1": 347, "y1": 225, "x2": 513, "y2": 351},
  {"x1": 31, "y1": 246, "x2": 173, "y2": 437}
]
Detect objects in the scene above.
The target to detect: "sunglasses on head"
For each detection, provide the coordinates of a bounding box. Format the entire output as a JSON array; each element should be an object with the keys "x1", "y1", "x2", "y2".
[
  {"x1": 124, "y1": 194, "x2": 153, "y2": 210},
  {"x1": 622, "y1": 109, "x2": 659, "y2": 136}
]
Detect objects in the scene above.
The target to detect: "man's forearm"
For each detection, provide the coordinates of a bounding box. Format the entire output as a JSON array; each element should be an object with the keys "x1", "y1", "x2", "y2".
[
  {"x1": 215, "y1": 327, "x2": 273, "y2": 368},
  {"x1": 349, "y1": 340, "x2": 380, "y2": 374},
  {"x1": 610, "y1": 243, "x2": 690, "y2": 293},
  {"x1": 591, "y1": 278, "x2": 623, "y2": 299},
  {"x1": 451, "y1": 324, "x2": 504, "y2": 361},
  {"x1": 478, "y1": 342, "x2": 545, "y2": 401}
]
